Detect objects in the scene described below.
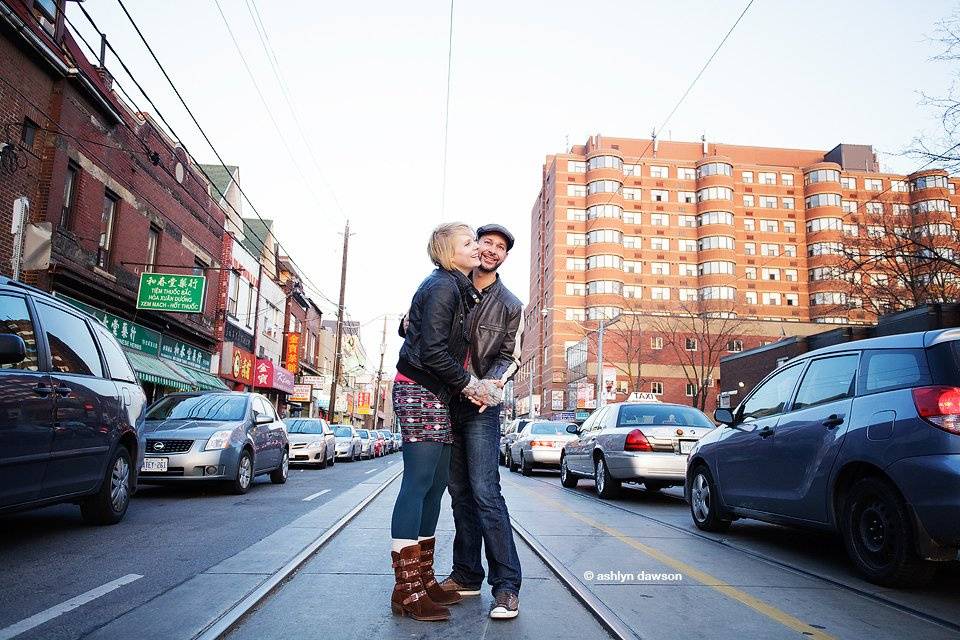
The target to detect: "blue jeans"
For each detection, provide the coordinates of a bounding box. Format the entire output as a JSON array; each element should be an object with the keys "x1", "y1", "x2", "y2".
[{"x1": 447, "y1": 399, "x2": 522, "y2": 595}]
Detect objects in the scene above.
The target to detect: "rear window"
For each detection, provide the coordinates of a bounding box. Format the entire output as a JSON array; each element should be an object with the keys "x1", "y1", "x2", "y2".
[
  {"x1": 334, "y1": 427, "x2": 353, "y2": 437},
  {"x1": 926, "y1": 341, "x2": 960, "y2": 387},
  {"x1": 530, "y1": 423, "x2": 571, "y2": 435},
  {"x1": 617, "y1": 405, "x2": 713, "y2": 428},
  {"x1": 860, "y1": 349, "x2": 931, "y2": 395}
]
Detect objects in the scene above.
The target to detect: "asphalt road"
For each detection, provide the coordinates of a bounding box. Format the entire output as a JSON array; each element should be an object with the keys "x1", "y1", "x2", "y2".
[{"x1": 0, "y1": 451, "x2": 400, "y2": 640}]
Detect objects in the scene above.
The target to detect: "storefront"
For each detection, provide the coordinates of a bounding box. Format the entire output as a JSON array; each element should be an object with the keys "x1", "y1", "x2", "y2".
[
  {"x1": 219, "y1": 343, "x2": 255, "y2": 391},
  {"x1": 253, "y1": 358, "x2": 296, "y2": 414}
]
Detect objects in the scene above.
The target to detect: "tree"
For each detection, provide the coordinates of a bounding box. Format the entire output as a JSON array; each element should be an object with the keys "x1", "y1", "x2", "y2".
[
  {"x1": 908, "y1": 8, "x2": 960, "y2": 171},
  {"x1": 595, "y1": 297, "x2": 647, "y2": 396}
]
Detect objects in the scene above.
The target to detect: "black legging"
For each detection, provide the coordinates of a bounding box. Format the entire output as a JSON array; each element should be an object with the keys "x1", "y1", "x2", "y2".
[{"x1": 391, "y1": 442, "x2": 452, "y2": 539}]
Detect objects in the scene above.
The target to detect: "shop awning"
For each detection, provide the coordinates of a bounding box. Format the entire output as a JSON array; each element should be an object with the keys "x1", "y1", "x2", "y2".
[
  {"x1": 124, "y1": 349, "x2": 193, "y2": 391},
  {"x1": 166, "y1": 361, "x2": 230, "y2": 391}
]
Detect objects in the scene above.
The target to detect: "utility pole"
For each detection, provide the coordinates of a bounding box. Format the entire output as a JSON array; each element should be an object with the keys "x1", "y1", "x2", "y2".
[
  {"x1": 373, "y1": 314, "x2": 387, "y2": 430},
  {"x1": 327, "y1": 220, "x2": 350, "y2": 423},
  {"x1": 528, "y1": 353, "x2": 537, "y2": 419}
]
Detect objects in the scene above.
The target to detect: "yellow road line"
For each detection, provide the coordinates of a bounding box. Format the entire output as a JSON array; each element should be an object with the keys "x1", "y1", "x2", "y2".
[{"x1": 507, "y1": 480, "x2": 837, "y2": 640}]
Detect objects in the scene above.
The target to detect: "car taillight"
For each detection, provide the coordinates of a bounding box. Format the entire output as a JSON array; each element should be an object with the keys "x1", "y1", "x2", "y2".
[
  {"x1": 912, "y1": 386, "x2": 960, "y2": 434},
  {"x1": 530, "y1": 440, "x2": 554, "y2": 448},
  {"x1": 624, "y1": 429, "x2": 652, "y2": 452}
]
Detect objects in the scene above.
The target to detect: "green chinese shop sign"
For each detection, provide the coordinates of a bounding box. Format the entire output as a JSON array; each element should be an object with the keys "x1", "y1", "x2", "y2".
[{"x1": 136, "y1": 273, "x2": 206, "y2": 313}]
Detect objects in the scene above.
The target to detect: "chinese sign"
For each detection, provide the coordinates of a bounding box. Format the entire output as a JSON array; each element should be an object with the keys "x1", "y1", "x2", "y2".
[
  {"x1": 59, "y1": 294, "x2": 160, "y2": 354},
  {"x1": 284, "y1": 332, "x2": 300, "y2": 375},
  {"x1": 254, "y1": 359, "x2": 296, "y2": 394},
  {"x1": 160, "y1": 336, "x2": 213, "y2": 372},
  {"x1": 551, "y1": 389, "x2": 565, "y2": 410},
  {"x1": 290, "y1": 384, "x2": 312, "y2": 403},
  {"x1": 356, "y1": 391, "x2": 372, "y2": 415},
  {"x1": 300, "y1": 375, "x2": 325, "y2": 387},
  {"x1": 220, "y1": 344, "x2": 254, "y2": 385},
  {"x1": 136, "y1": 273, "x2": 206, "y2": 313}
]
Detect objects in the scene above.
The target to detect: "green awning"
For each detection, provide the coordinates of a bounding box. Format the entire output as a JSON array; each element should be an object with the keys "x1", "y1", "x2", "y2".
[
  {"x1": 166, "y1": 361, "x2": 230, "y2": 391},
  {"x1": 123, "y1": 349, "x2": 193, "y2": 390}
]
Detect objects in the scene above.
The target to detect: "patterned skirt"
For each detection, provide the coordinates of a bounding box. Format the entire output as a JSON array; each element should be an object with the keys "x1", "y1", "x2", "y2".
[{"x1": 393, "y1": 380, "x2": 452, "y2": 445}]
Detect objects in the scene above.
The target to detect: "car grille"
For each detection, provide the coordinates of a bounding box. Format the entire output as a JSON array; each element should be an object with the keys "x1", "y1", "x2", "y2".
[
  {"x1": 291, "y1": 442, "x2": 308, "y2": 449},
  {"x1": 146, "y1": 439, "x2": 193, "y2": 454}
]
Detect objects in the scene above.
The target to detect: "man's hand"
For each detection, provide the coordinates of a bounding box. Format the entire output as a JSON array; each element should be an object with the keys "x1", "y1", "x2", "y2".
[{"x1": 462, "y1": 377, "x2": 504, "y2": 413}]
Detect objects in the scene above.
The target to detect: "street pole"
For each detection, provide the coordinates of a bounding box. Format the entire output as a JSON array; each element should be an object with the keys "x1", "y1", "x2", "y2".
[
  {"x1": 596, "y1": 318, "x2": 606, "y2": 409},
  {"x1": 327, "y1": 220, "x2": 350, "y2": 424},
  {"x1": 373, "y1": 314, "x2": 387, "y2": 429},
  {"x1": 528, "y1": 353, "x2": 536, "y2": 419}
]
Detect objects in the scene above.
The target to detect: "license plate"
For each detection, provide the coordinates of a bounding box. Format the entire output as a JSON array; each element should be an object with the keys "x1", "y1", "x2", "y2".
[
  {"x1": 142, "y1": 457, "x2": 168, "y2": 472},
  {"x1": 679, "y1": 440, "x2": 696, "y2": 455}
]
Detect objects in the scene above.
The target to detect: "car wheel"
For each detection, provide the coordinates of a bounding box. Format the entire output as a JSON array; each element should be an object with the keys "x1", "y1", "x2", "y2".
[
  {"x1": 593, "y1": 456, "x2": 621, "y2": 499},
  {"x1": 689, "y1": 465, "x2": 731, "y2": 532},
  {"x1": 840, "y1": 476, "x2": 937, "y2": 587},
  {"x1": 507, "y1": 450, "x2": 517, "y2": 473},
  {"x1": 80, "y1": 445, "x2": 132, "y2": 525},
  {"x1": 230, "y1": 449, "x2": 254, "y2": 495},
  {"x1": 271, "y1": 451, "x2": 289, "y2": 484},
  {"x1": 520, "y1": 452, "x2": 533, "y2": 476},
  {"x1": 319, "y1": 451, "x2": 328, "y2": 469},
  {"x1": 329, "y1": 450, "x2": 335, "y2": 467},
  {"x1": 560, "y1": 456, "x2": 578, "y2": 488}
]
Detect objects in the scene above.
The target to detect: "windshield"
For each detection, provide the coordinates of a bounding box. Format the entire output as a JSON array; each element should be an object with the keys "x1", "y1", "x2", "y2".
[
  {"x1": 357, "y1": 430, "x2": 369, "y2": 438},
  {"x1": 147, "y1": 394, "x2": 247, "y2": 422},
  {"x1": 617, "y1": 405, "x2": 714, "y2": 429},
  {"x1": 334, "y1": 427, "x2": 353, "y2": 437},
  {"x1": 530, "y1": 423, "x2": 571, "y2": 435},
  {"x1": 287, "y1": 420, "x2": 327, "y2": 434}
]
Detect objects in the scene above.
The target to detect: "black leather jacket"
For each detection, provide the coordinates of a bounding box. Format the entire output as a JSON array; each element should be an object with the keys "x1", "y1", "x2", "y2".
[
  {"x1": 467, "y1": 276, "x2": 523, "y2": 382},
  {"x1": 397, "y1": 269, "x2": 481, "y2": 404}
]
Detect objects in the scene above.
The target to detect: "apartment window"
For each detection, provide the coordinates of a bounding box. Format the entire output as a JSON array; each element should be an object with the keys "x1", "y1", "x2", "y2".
[
  {"x1": 650, "y1": 381, "x2": 664, "y2": 395},
  {"x1": 807, "y1": 217, "x2": 843, "y2": 233},
  {"x1": 745, "y1": 267, "x2": 757, "y2": 280},
  {"x1": 890, "y1": 180, "x2": 908, "y2": 192},
  {"x1": 586, "y1": 229, "x2": 622, "y2": 245},
  {"x1": 743, "y1": 194, "x2": 755, "y2": 207},
  {"x1": 679, "y1": 239, "x2": 697, "y2": 252},
  {"x1": 761, "y1": 244, "x2": 779, "y2": 257},
  {"x1": 650, "y1": 213, "x2": 669, "y2": 226},
  {"x1": 867, "y1": 225, "x2": 884, "y2": 238},
  {"x1": 146, "y1": 226, "x2": 160, "y2": 273},
  {"x1": 565, "y1": 308, "x2": 586, "y2": 321},
  {"x1": 567, "y1": 160, "x2": 586, "y2": 173},
  {"x1": 698, "y1": 162, "x2": 733, "y2": 178},
  {"x1": 587, "y1": 254, "x2": 623, "y2": 269},
  {"x1": 698, "y1": 211, "x2": 733, "y2": 226},
  {"x1": 651, "y1": 189, "x2": 669, "y2": 202},
  {"x1": 679, "y1": 191, "x2": 696, "y2": 204},
  {"x1": 781, "y1": 173, "x2": 794, "y2": 186},
  {"x1": 762, "y1": 268, "x2": 781, "y2": 281},
  {"x1": 565, "y1": 283, "x2": 586, "y2": 296},
  {"x1": 808, "y1": 242, "x2": 843, "y2": 257},
  {"x1": 893, "y1": 203, "x2": 910, "y2": 215},
  {"x1": 840, "y1": 176, "x2": 857, "y2": 189},
  {"x1": 588, "y1": 204, "x2": 623, "y2": 219},
  {"x1": 650, "y1": 166, "x2": 668, "y2": 178},
  {"x1": 699, "y1": 286, "x2": 736, "y2": 300},
  {"x1": 782, "y1": 197, "x2": 794, "y2": 210},
  {"x1": 810, "y1": 291, "x2": 847, "y2": 306},
  {"x1": 587, "y1": 280, "x2": 622, "y2": 295},
  {"x1": 567, "y1": 257, "x2": 586, "y2": 271},
  {"x1": 61, "y1": 162, "x2": 79, "y2": 228},
  {"x1": 698, "y1": 235, "x2": 735, "y2": 251},
  {"x1": 786, "y1": 293, "x2": 799, "y2": 307},
  {"x1": 650, "y1": 238, "x2": 669, "y2": 251},
  {"x1": 567, "y1": 184, "x2": 586, "y2": 197},
  {"x1": 728, "y1": 339, "x2": 743, "y2": 352},
  {"x1": 227, "y1": 271, "x2": 240, "y2": 317},
  {"x1": 866, "y1": 201, "x2": 884, "y2": 215},
  {"x1": 805, "y1": 193, "x2": 842, "y2": 208},
  {"x1": 761, "y1": 219, "x2": 779, "y2": 232},
  {"x1": 841, "y1": 200, "x2": 857, "y2": 214},
  {"x1": 760, "y1": 196, "x2": 777, "y2": 209},
  {"x1": 588, "y1": 155, "x2": 623, "y2": 171},
  {"x1": 624, "y1": 236, "x2": 642, "y2": 248},
  {"x1": 624, "y1": 260, "x2": 641, "y2": 274},
  {"x1": 623, "y1": 188, "x2": 642, "y2": 201},
  {"x1": 744, "y1": 242, "x2": 756, "y2": 256},
  {"x1": 742, "y1": 171, "x2": 754, "y2": 183},
  {"x1": 651, "y1": 262, "x2": 670, "y2": 275},
  {"x1": 651, "y1": 287, "x2": 670, "y2": 300},
  {"x1": 763, "y1": 292, "x2": 782, "y2": 305},
  {"x1": 679, "y1": 215, "x2": 697, "y2": 228},
  {"x1": 783, "y1": 220, "x2": 796, "y2": 233},
  {"x1": 685, "y1": 337, "x2": 698, "y2": 351},
  {"x1": 677, "y1": 263, "x2": 695, "y2": 277},
  {"x1": 759, "y1": 172, "x2": 776, "y2": 185},
  {"x1": 864, "y1": 178, "x2": 883, "y2": 191},
  {"x1": 97, "y1": 191, "x2": 118, "y2": 270},
  {"x1": 650, "y1": 336, "x2": 663, "y2": 350},
  {"x1": 697, "y1": 186, "x2": 733, "y2": 202},
  {"x1": 785, "y1": 269, "x2": 798, "y2": 282},
  {"x1": 743, "y1": 218, "x2": 755, "y2": 231},
  {"x1": 686, "y1": 383, "x2": 697, "y2": 397},
  {"x1": 566, "y1": 208, "x2": 586, "y2": 221},
  {"x1": 246, "y1": 282, "x2": 255, "y2": 329},
  {"x1": 745, "y1": 291, "x2": 758, "y2": 305},
  {"x1": 805, "y1": 169, "x2": 840, "y2": 185},
  {"x1": 678, "y1": 168, "x2": 696, "y2": 180},
  {"x1": 623, "y1": 164, "x2": 640, "y2": 176},
  {"x1": 680, "y1": 288, "x2": 698, "y2": 301},
  {"x1": 623, "y1": 285, "x2": 643, "y2": 299},
  {"x1": 588, "y1": 180, "x2": 622, "y2": 195},
  {"x1": 623, "y1": 210, "x2": 640, "y2": 224},
  {"x1": 567, "y1": 233, "x2": 587, "y2": 246},
  {"x1": 698, "y1": 261, "x2": 735, "y2": 276}
]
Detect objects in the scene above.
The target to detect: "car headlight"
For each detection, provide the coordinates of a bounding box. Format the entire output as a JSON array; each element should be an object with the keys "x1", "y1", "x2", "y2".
[
  {"x1": 308, "y1": 440, "x2": 322, "y2": 449},
  {"x1": 205, "y1": 430, "x2": 234, "y2": 451}
]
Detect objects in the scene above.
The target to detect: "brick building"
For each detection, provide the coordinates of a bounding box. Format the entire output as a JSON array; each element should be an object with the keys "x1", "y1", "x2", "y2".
[
  {"x1": 522, "y1": 134, "x2": 960, "y2": 416},
  {"x1": 1, "y1": 0, "x2": 227, "y2": 401}
]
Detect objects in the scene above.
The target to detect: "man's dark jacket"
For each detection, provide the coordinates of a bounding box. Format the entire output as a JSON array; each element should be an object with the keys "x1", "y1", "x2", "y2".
[{"x1": 468, "y1": 275, "x2": 523, "y2": 383}]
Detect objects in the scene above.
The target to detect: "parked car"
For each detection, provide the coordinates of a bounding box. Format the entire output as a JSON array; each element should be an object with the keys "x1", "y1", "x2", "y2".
[
  {"x1": 356, "y1": 429, "x2": 377, "y2": 459},
  {"x1": 372, "y1": 430, "x2": 387, "y2": 457},
  {"x1": 508, "y1": 421, "x2": 578, "y2": 475},
  {"x1": 378, "y1": 430, "x2": 396, "y2": 453},
  {"x1": 687, "y1": 329, "x2": 960, "y2": 587},
  {"x1": 392, "y1": 432, "x2": 403, "y2": 451},
  {"x1": 333, "y1": 424, "x2": 362, "y2": 461},
  {"x1": 0, "y1": 277, "x2": 147, "y2": 524},
  {"x1": 561, "y1": 400, "x2": 714, "y2": 497},
  {"x1": 286, "y1": 418, "x2": 336, "y2": 468},
  {"x1": 500, "y1": 418, "x2": 543, "y2": 466},
  {"x1": 140, "y1": 392, "x2": 289, "y2": 494}
]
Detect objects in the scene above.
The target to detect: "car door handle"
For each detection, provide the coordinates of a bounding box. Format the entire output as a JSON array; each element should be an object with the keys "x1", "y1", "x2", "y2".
[
  {"x1": 822, "y1": 415, "x2": 844, "y2": 429},
  {"x1": 758, "y1": 426, "x2": 775, "y2": 438},
  {"x1": 53, "y1": 385, "x2": 72, "y2": 397},
  {"x1": 33, "y1": 383, "x2": 53, "y2": 396}
]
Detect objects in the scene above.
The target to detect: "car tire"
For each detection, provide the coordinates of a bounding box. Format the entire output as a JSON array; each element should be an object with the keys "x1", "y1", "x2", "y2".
[
  {"x1": 840, "y1": 476, "x2": 937, "y2": 588},
  {"x1": 230, "y1": 449, "x2": 254, "y2": 495},
  {"x1": 507, "y1": 450, "x2": 517, "y2": 473},
  {"x1": 593, "y1": 456, "x2": 621, "y2": 499},
  {"x1": 520, "y1": 452, "x2": 533, "y2": 476},
  {"x1": 319, "y1": 451, "x2": 328, "y2": 469},
  {"x1": 689, "y1": 465, "x2": 732, "y2": 533},
  {"x1": 329, "y1": 450, "x2": 335, "y2": 467},
  {"x1": 80, "y1": 445, "x2": 132, "y2": 525},
  {"x1": 271, "y1": 451, "x2": 289, "y2": 484},
  {"x1": 560, "y1": 456, "x2": 578, "y2": 488}
]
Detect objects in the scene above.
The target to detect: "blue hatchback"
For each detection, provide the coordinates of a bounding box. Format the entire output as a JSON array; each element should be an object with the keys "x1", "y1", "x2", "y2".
[{"x1": 686, "y1": 328, "x2": 960, "y2": 587}]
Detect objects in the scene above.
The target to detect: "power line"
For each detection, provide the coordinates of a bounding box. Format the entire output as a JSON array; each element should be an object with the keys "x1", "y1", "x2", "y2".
[{"x1": 440, "y1": 0, "x2": 455, "y2": 216}]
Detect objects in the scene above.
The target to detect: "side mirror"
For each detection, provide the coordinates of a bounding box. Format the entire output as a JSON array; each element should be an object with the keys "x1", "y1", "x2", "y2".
[
  {"x1": 714, "y1": 408, "x2": 735, "y2": 425},
  {"x1": 0, "y1": 334, "x2": 26, "y2": 366},
  {"x1": 566, "y1": 424, "x2": 579, "y2": 435},
  {"x1": 255, "y1": 413, "x2": 273, "y2": 425}
]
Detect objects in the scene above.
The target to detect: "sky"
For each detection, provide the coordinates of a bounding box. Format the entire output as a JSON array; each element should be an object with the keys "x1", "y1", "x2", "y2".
[{"x1": 69, "y1": 0, "x2": 960, "y2": 376}]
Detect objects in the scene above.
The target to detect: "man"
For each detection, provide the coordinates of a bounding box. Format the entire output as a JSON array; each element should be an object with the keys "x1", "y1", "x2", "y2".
[{"x1": 440, "y1": 223, "x2": 524, "y2": 620}]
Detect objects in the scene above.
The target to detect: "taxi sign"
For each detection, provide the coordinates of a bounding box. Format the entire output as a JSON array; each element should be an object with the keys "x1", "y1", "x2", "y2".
[{"x1": 626, "y1": 392, "x2": 661, "y2": 403}]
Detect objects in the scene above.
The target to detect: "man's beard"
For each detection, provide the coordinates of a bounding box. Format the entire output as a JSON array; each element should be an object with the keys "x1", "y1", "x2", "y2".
[{"x1": 477, "y1": 257, "x2": 503, "y2": 274}]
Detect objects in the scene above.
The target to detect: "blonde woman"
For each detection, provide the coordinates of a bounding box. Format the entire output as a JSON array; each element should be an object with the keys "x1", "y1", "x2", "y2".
[{"x1": 389, "y1": 223, "x2": 500, "y2": 621}]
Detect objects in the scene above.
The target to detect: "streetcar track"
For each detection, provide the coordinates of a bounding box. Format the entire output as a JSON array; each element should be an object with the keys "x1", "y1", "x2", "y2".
[{"x1": 518, "y1": 472, "x2": 960, "y2": 636}]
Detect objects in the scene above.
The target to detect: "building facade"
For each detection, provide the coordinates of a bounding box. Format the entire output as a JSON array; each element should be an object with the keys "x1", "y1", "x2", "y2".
[{"x1": 523, "y1": 135, "x2": 960, "y2": 415}]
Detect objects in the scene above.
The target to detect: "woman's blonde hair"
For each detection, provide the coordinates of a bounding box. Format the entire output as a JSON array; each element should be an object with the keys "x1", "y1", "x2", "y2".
[{"x1": 427, "y1": 222, "x2": 474, "y2": 270}]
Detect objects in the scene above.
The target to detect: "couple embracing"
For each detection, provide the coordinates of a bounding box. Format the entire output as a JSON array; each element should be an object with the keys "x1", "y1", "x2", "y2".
[{"x1": 389, "y1": 222, "x2": 523, "y2": 622}]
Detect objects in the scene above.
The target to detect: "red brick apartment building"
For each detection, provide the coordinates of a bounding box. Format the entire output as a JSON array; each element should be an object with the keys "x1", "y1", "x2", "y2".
[{"x1": 519, "y1": 134, "x2": 960, "y2": 416}]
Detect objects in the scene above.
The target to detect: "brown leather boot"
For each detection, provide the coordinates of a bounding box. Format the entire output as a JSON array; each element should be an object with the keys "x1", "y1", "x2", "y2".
[
  {"x1": 417, "y1": 537, "x2": 462, "y2": 606},
  {"x1": 391, "y1": 543, "x2": 450, "y2": 621}
]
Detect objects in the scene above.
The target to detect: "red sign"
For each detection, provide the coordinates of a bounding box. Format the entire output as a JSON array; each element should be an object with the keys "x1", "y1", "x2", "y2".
[
  {"x1": 255, "y1": 358, "x2": 296, "y2": 394},
  {"x1": 284, "y1": 332, "x2": 300, "y2": 375},
  {"x1": 221, "y1": 344, "x2": 254, "y2": 385}
]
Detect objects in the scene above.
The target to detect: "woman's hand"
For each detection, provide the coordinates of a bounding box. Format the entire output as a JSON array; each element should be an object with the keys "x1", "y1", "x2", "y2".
[{"x1": 462, "y1": 378, "x2": 504, "y2": 410}]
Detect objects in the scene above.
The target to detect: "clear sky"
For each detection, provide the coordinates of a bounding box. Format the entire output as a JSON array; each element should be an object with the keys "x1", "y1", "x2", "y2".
[{"x1": 69, "y1": 0, "x2": 959, "y2": 374}]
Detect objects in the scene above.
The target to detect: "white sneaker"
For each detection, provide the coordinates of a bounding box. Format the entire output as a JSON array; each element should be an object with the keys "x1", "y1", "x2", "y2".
[{"x1": 490, "y1": 592, "x2": 519, "y2": 619}]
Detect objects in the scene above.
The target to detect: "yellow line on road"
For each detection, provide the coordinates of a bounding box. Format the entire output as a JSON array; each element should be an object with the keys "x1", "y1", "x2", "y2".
[{"x1": 507, "y1": 480, "x2": 836, "y2": 640}]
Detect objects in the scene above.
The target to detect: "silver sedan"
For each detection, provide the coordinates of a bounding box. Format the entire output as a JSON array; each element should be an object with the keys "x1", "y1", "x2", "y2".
[
  {"x1": 508, "y1": 421, "x2": 578, "y2": 475},
  {"x1": 332, "y1": 425, "x2": 362, "y2": 461},
  {"x1": 286, "y1": 418, "x2": 336, "y2": 468},
  {"x1": 560, "y1": 400, "x2": 715, "y2": 498}
]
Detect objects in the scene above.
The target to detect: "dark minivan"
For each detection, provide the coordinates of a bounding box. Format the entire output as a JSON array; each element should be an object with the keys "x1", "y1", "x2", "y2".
[
  {"x1": 687, "y1": 328, "x2": 960, "y2": 587},
  {"x1": 0, "y1": 277, "x2": 146, "y2": 524}
]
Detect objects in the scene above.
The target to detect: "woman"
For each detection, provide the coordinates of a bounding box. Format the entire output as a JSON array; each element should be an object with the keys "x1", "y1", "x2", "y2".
[{"x1": 389, "y1": 222, "x2": 497, "y2": 621}]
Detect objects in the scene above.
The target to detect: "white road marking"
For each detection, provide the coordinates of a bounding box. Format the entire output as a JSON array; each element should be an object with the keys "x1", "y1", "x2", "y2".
[
  {"x1": 0, "y1": 574, "x2": 143, "y2": 640},
  {"x1": 387, "y1": 460, "x2": 394, "y2": 465},
  {"x1": 302, "y1": 489, "x2": 331, "y2": 502},
  {"x1": 364, "y1": 468, "x2": 377, "y2": 474}
]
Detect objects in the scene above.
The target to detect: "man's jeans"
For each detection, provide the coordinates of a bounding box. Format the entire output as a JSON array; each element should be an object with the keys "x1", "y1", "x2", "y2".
[{"x1": 447, "y1": 399, "x2": 522, "y2": 595}]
